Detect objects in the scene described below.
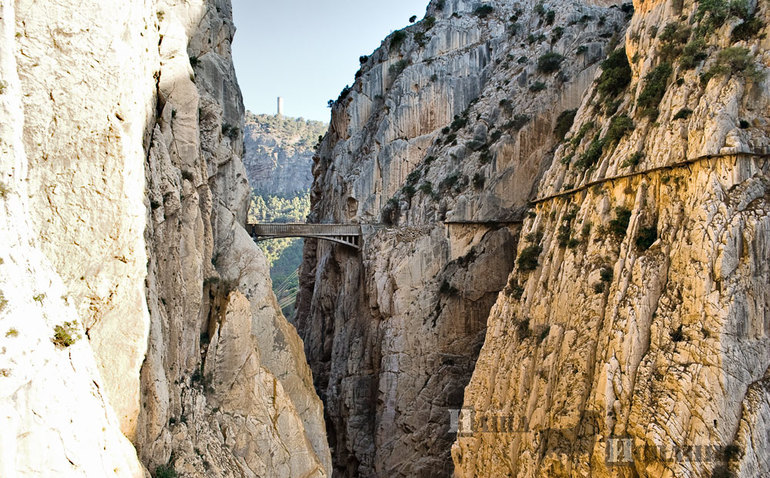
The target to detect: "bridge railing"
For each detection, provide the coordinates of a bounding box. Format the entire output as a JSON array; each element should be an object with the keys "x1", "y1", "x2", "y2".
[{"x1": 246, "y1": 223, "x2": 361, "y2": 237}]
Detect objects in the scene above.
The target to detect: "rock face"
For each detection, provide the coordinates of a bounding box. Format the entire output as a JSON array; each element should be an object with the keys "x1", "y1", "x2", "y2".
[
  {"x1": 243, "y1": 112, "x2": 326, "y2": 197},
  {"x1": 296, "y1": 0, "x2": 629, "y2": 476},
  {"x1": 453, "y1": 0, "x2": 770, "y2": 477},
  {"x1": 1, "y1": 0, "x2": 331, "y2": 476}
]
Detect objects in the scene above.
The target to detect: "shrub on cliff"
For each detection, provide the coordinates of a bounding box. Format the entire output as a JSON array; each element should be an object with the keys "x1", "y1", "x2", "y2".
[
  {"x1": 637, "y1": 63, "x2": 672, "y2": 119},
  {"x1": 390, "y1": 30, "x2": 407, "y2": 50},
  {"x1": 605, "y1": 115, "x2": 634, "y2": 146},
  {"x1": 537, "y1": 52, "x2": 565, "y2": 73},
  {"x1": 474, "y1": 5, "x2": 495, "y2": 18},
  {"x1": 517, "y1": 245, "x2": 542, "y2": 271},
  {"x1": 609, "y1": 207, "x2": 632, "y2": 237},
  {"x1": 554, "y1": 109, "x2": 577, "y2": 141},
  {"x1": 52, "y1": 321, "x2": 81, "y2": 348},
  {"x1": 701, "y1": 47, "x2": 764, "y2": 85},
  {"x1": 596, "y1": 48, "x2": 631, "y2": 100},
  {"x1": 155, "y1": 465, "x2": 177, "y2": 478}
]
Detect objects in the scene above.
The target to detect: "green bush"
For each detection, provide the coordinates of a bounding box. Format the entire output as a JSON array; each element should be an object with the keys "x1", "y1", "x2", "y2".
[
  {"x1": 439, "y1": 173, "x2": 459, "y2": 191},
  {"x1": 658, "y1": 22, "x2": 691, "y2": 61},
  {"x1": 571, "y1": 121, "x2": 594, "y2": 146},
  {"x1": 636, "y1": 226, "x2": 657, "y2": 250},
  {"x1": 605, "y1": 115, "x2": 634, "y2": 146},
  {"x1": 701, "y1": 47, "x2": 764, "y2": 85},
  {"x1": 537, "y1": 52, "x2": 565, "y2": 73},
  {"x1": 509, "y1": 114, "x2": 531, "y2": 131},
  {"x1": 52, "y1": 321, "x2": 81, "y2": 348},
  {"x1": 551, "y1": 27, "x2": 564, "y2": 42},
  {"x1": 389, "y1": 59, "x2": 409, "y2": 76},
  {"x1": 673, "y1": 108, "x2": 693, "y2": 120},
  {"x1": 597, "y1": 48, "x2": 632, "y2": 100},
  {"x1": 451, "y1": 115, "x2": 468, "y2": 131},
  {"x1": 221, "y1": 123, "x2": 240, "y2": 140},
  {"x1": 637, "y1": 63, "x2": 672, "y2": 119},
  {"x1": 419, "y1": 181, "x2": 434, "y2": 195},
  {"x1": 155, "y1": 465, "x2": 177, "y2": 478},
  {"x1": 517, "y1": 245, "x2": 543, "y2": 271},
  {"x1": 439, "y1": 279, "x2": 459, "y2": 296},
  {"x1": 406, "y1": 170, "x2": 421, "y2": 186},
  {"x1": 609, "y1": 207, "x2": 632, "y2": 237},
  {"x1": 680, "y1": 40, "x2": 708, "y2": 69},
  {"x1": 732, "y1": 16, "x2": 765, "y2": 42},
  {"x1": 575, "y1": 135, "x2": 604, "y2": 171},
  {"x1": 424, "y1": 15, "x2": 437, "y2": 29},
  {"x1": 472, "y1": 173, "x2": 485, "y2": 189},
  {"x1": 390, "y1": 30, "x2": 408, "y2": 50},
  {"x1": 621, "y1": 152, "x2": 644, "y2": 168},
  {"x1": 576, "y1": 45, "x2": 588, "y2": 55},
  {"x1": 554, "y1": 109, "x2": 577, "y2": 141},
  {"x1": 402, "y1": 184, "x2": 416, "y2": 199},
  {"x1": 474, "y1": 5, "x2": 495, "y2": 17},
  {"x1": 529, "y1": 81, "x2": 547, "y2": 92},
  {"x1": 545, "y1": 10, "x2": 556, "y2": 25}
]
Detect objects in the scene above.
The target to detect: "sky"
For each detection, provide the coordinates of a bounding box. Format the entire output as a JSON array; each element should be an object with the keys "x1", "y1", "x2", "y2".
[{"x1": 231, "y1": 0, "x2": 429, "y2": 122}]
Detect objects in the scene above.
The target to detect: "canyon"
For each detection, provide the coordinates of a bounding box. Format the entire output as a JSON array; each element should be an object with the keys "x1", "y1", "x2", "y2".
[
  {"x1": 1, "y1": 0, "x2": 769, "y2": 477},
  {"x1": 298, "y1": 0, "x2": 770, "y2": 477}
]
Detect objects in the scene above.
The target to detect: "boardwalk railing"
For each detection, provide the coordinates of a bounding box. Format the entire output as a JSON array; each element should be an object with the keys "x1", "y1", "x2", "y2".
[{"x1": 246, "y1": 223, "x2": 362, "y2": 250}]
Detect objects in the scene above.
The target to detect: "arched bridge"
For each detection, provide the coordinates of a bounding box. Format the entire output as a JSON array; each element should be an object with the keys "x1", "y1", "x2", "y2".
[{"x1": 246, "y1": 223, "x2": 362, "y2": 250}]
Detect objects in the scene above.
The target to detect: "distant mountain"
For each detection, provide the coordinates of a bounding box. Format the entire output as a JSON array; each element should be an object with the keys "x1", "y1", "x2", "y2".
[
  {"x1": 243, "y1": 112, "x2": 327, "y2": 196},
  {"x1": 244, "y1": 112, "x2": 327, "y2": 319}
]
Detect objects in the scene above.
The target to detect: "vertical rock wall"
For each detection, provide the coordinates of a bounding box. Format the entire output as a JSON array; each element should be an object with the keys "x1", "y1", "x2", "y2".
[
  {"x1": 297, "y1": 0, "x2": 629, "y2": 475},
  {"x1": 454, "y1": 0, "x2": 770, "y2": 476},
  {"x1": 1, "y1": 0, "x2": 331, "y2": 476}
]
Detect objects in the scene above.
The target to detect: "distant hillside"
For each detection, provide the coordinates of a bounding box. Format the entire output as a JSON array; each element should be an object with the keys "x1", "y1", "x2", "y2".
[
  {"x1": 244, "y1": 112, "x2": 326, "y2": 318},
  {"x1": 243, "y1": 112, "x2": 327, "y2": 196}
]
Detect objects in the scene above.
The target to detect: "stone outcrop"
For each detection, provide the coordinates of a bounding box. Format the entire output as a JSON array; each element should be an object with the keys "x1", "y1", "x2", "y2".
[
  {"x1": 243, "y1": 112, "x2": 326, "y2": 197},
  {"x1": 296, "y1": 0, "x2": 630, "y2": 475},
  {"x1": 1, "y1": 0, "x2": 331, "y2": 476},
  {"x1": 453, "y1": 0, "x2": 770, "y2": 476}
]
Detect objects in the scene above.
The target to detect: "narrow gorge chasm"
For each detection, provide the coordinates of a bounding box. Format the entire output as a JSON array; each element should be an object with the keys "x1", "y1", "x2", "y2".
[
  {"x1": 298, "y1": 0, "x2": 770, "y2": 476},
  {"x1": 1, "y1": 0, "x2": 769, "y2": 478}
]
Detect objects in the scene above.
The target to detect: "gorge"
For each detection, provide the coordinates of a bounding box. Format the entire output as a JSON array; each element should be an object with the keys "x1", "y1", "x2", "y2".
[{"x1": 1, "y1": 0, "x2": 769, "y2": 477}]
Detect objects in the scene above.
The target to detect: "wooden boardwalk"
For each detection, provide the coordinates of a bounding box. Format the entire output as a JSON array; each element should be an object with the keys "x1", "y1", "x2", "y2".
[{"x1": 246, "y1": 223, "x2": 362, "y2": 249}]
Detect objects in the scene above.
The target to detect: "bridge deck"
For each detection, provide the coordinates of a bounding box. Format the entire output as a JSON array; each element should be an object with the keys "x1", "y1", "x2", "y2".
[{"x1": 246, "y1": 223, "x2": 362, "y2": 249}]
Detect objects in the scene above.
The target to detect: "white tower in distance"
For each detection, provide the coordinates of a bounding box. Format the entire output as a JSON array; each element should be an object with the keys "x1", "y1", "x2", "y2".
[{"x1": 277, "y1": 97, "x2": 284, "y2": 117}]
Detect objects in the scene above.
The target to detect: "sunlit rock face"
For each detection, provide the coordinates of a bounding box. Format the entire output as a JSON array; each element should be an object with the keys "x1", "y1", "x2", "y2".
[
  {"x1": 296, "y1": 0, "x2": 630, "y2": 475},
  {"x1": 242, "y1": 112, "x2": 326, "y2": 196},
  {"x1": 1, "y1": 0, "x2": 331, "y2": 476},
  {"x1": 453, "y1": 0, "x2": 770, "y2": 476}
]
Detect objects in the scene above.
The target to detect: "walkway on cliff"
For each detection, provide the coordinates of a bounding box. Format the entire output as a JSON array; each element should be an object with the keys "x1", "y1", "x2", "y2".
[{"x1": 529, "y1": 152, "x2": 769, "y2": 205}]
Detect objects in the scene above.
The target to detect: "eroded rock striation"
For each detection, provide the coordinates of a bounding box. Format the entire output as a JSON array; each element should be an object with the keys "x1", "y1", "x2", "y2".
[
  {"x1": 296, "y1": 0, "x2": 630, "y2": 476},
  {"x1": 243, "y1": 112, "x2": 326, "y2": 197},
  {"x1": 1, "y1": 0, "x2": 330, "y2": 476},
  {"x1": 453, "y1": 0, "x2": 770, "y2": 477}
]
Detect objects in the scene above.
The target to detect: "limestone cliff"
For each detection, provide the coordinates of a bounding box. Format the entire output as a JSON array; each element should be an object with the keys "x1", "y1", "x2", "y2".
[
  {"x1": 453, "y1": 0, "x2": 770, "y2": 476},
  {"x1": 1, "y1": 0, "x2": 330, "y2": 476},
  {"x1": 296, "y1": 0, "x2": 630, "y2": 475},
  {"x1": 243, "y1": 112, "x2": 326, "y2": 197}
]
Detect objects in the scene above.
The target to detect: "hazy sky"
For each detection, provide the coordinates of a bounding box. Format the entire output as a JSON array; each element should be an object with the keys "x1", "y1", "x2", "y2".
[{"x1": 231, "y1": 0, "x2": 428, "y2": 122}]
